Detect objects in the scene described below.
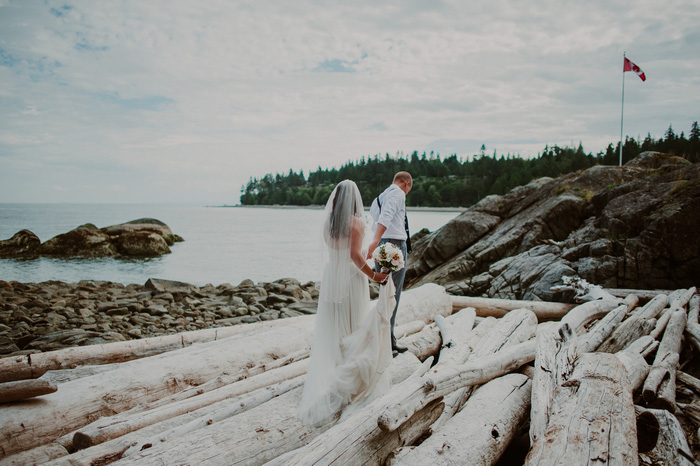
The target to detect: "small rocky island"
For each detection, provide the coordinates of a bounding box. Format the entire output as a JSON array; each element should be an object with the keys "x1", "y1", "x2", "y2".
[{"x1": 0, "y1": 218, "x2": 183, "y2": 258}]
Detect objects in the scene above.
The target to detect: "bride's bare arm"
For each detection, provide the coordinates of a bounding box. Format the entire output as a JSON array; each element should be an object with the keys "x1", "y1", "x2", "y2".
[{"x1": 351, "y1": 218, "x2": 387, "y2": 283}]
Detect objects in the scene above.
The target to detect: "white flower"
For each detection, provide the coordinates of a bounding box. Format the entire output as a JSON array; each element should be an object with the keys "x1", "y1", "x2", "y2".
[{"x1": 371, "y1": 243, "x2": 404, "y2": 271}]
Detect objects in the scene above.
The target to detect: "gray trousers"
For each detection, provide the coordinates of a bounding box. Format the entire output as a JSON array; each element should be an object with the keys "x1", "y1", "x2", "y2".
[{"x1": 374, "y1": 238, "x2": 407, "y2": 348}]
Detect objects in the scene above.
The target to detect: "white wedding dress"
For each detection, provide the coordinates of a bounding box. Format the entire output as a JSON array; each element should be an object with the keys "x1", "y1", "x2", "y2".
[{"x1": 297, "y1": 228, "x2": 395, "y2": 427}]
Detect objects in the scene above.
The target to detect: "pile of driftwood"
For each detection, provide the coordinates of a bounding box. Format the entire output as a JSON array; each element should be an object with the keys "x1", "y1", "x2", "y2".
[{"x1": 0, "y1": 283, "x2": 699, "y2": 465}]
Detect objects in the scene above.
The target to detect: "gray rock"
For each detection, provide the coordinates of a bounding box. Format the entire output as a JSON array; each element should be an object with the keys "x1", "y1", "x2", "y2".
[
  {"x1": 407, "y1": 153, "x2": 700, "y2": 301},
  {"x1": 286, "y1": 301, "x2": 318, "y2": 315},
  {"x1": 36, "y1": 224, "x2": 117, "y2": 257},
  {"x1": 0, "y1": 230, "x2": 41, "y2": 257},
  {"x1": 115, "y1": 231, "x2": 171, "y2": 256}
]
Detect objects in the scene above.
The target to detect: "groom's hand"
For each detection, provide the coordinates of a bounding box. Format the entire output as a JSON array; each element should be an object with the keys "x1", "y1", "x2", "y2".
[
  {"x1": 367, "y1": 224, "x2": 387, "y2": 259},
  {"x1": 366, "y1": 239, "x2": 379, "y2": 260}
]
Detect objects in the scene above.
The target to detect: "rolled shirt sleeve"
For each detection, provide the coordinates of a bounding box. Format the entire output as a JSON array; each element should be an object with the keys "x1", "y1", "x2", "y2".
[{"x1": 374, "y1": 185, "x2": 407, "y2": 240}]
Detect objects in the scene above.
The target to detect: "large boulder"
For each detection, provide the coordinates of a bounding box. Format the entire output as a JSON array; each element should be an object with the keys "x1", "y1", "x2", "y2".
[
  {"x1": 5, "y1": 219, "x2": 182, "y2": 258},
  {"x1": 406, "y1": 153, "x2": 700, "y2": 301},
  {"x1": 35, "y1": 224, "x2": 117, "y2": 257},
  {"x1": 102, "y1": 218, "x2": 183, "y2": 246},
  {"x1": 0, "y1": 230, "x2": 41, "y2": 257},
  {"x1": 114, "y1": 231, "x2": 171, "y2": 256}
]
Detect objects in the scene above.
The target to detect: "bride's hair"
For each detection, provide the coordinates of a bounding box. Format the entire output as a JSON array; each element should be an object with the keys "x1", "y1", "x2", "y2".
[
  {"x1": 329, "y1": 180, "x2": 359, "y2": 240},
  {"x1": 318, "y1": 179, "x2": 365, "y2": 303}
]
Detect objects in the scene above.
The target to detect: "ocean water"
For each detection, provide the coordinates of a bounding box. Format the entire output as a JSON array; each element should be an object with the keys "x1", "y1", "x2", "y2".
[{"x1": 0, "y1": 204, "x2": 459, "y2": 286}]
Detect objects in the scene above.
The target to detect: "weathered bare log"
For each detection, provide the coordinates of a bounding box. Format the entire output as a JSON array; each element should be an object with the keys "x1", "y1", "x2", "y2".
[
  {"x1": 285, "y1": 373, "x2": 445, "y2": 466},
  {"x1": 0, "y1": 379, "x2": 57, "y2": 403},
  {"x1": 677, "y1": 370, "x2": 700, "y2": 395},
  {"x1": 0, "y1": 443, "x2": 69, "y2": 466},
  {"x1": 636, "y1": 293, "x2": 669, "y2": 319},
  {"x1": 597, "y1": 314, "x2": 656, "y2": 354},
  {"x1": 390, "y1": 373, "x2": 531, "y2": 466},
  {"x1": 615, "y1": 341, "x2": 651, "y2": 391},
  {"x1": 643, "y1": 308, "x2": 687, "y2": 411},
  {"x1": 121, "y1": 376, "x2": 306, "y2": 458},
  {"x1": 525, "y1": 352, "x2": 638, "y2": 466},
  {"x1": 38, "y1": 363, "x2": 123, "y2": 385},
  {"x1": 668, "y1": 286, "x2": 697, "y2": 309},
  {"x1": 606, "y1": 288, "x2": 673, "y2": 302},
  {"x1": 686, "y1": 295, "x2": 700, "y2": 352},
  {"x1": 1, "y1": 283, "x2": 454, "y2": 460},
  {"x1": 71, "y1": 359, "x2": 308, "y2": 450},
  {"x1": 686, "y1": 324, "x2": 700, "y2": 352},
  {"x1": 677, "y1": 400, "x2": 700, "y2": 430},
  {"x1": 101, "y1": 386, "x2": 320, "y2": 466},
  {"x1": 434, "y1": 314, "x2": 453, "y2": 350},
  {"x1": 394, "y1": 320, "x2": 425, "y2": 340},
  {"x1": 624, "y1": 335, "x2": 659, "y2": 358},
  {"x1": 377, "y1": 309, "x2": 537, "y2": 432},
  {"x1": 428, "y1": 322, "x2": 499, "y2": 432},
  {"x1": 402, "y1": 323, "x2": 441, "y2": 362},
  {"x1": 0, "y1": 319, "x2": 316, "y2": 459},
  {"x1": 390, "y1": 351, "x2": 424, "y2": 385},
  {"x1": 636, "y1": 405, "x2": 694, "y2": 465},
  {"x1": 436, "y1": 309, "x2": 485, "y2": 368},
  {"x1": 378, "y1": 338, "x2": 536, "y2": 434},
  {"x1": 59, "y1": 348, "x2": 434, "y2": 466},
  {"x1": 450, "y1": 296, "x2": 575, "y2": 320},
  {"x1": 122, "y1": 356, "x2": 436, "y2": 466},
  {"x1": 50, "y1": 359, "x2": 425, "y2": 466},
  {"x1": 689, "y1": 295, "x2": 700, "y2": 324},
  {"x1": 577, "y1": 303, "x2": 627, "y2": 353},
  {"x1": 0, "y1": 315, "x2": 311, "y2": 384},
  {"x1": 560, "y1": 298, "x2": 623, "y2": 333},
  {"x1": 396, "y1": 283, "x2": 453, "y2": 325},
  {"x1": 529, "y1": 321, "x2": 577, "y2": 445},
  {"x1": 649, "y1": 308, "x2": 675, "y2": 340}
]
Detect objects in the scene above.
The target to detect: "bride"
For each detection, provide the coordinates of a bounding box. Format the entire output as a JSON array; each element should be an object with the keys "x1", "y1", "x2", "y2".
[{"x1": 297, "y1": 180, "x2": 396, "y2": 426}]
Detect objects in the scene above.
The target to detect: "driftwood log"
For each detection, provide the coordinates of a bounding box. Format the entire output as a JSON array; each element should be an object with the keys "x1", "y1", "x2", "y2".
[
  {"x1": 450, "y1": 296, "x2": 575, "y2": 320},
  {"x1": 0, "y1": 319, "x2": 318, "y2": 459},
  {"x1": 526, "y1": 352, "x2": 639, "y2": 465},
  {"x1": 0, "y1": 316, "x2": 306, "y2": 384},
  {"x1": 0, "y1": 379, "x2": 57, "y2": 404},
  {"x1": 636, "y1": 406, "x2": 694, "y2": 465},
  {"x1": 643, "y1": 308, "x2": 687, "y2": 411},
  {"x1": 390, "y1": 373, "x2": 532, "y2": 466},
  {"x1": 377, "y1": 308, "x2": 537, "y2": 432},
  {"x1": 2, "y1": 284, "x2": 699, "y2": 465}
]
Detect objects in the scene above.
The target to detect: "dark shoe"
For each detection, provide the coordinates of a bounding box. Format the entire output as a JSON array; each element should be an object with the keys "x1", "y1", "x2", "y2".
[
  {"x1": 392, "y1": 350, "x2": 399, "y2": 358},
  {"x1": 392, "y1": 344, "x2": 408, "y2": 354}
]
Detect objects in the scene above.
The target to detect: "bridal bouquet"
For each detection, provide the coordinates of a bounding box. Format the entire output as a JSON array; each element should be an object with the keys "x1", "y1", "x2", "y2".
[{"x1": 371, "y1": 242, "x2": 404, "y2": 273}]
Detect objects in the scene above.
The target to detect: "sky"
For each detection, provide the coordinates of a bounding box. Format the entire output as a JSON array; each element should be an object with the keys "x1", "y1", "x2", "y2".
[{"x1": 1, "y1": 1, "x2": 698, "y2": 205}]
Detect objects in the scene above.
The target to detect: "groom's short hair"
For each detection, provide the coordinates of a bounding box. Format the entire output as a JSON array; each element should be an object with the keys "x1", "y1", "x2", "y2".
[{"x1": 393, "y1": 171, "x2": 412, "y2": 184}]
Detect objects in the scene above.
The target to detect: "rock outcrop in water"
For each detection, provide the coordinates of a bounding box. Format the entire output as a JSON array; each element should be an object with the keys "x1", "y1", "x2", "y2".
[
  {"x1": 405, "y1": 152, "x2": 700, "y2": 300},
  {"x1": 0, "y1": 218, "x2": 183, "y2": 258}
]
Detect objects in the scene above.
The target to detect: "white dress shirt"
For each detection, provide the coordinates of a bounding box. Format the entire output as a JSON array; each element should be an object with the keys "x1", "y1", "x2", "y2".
[{"x1": 370, "y1": 184, "x2": 407, "y2": 240}]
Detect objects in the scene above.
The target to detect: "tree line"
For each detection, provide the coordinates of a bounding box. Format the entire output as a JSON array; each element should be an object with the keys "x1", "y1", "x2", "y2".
[{"x1": 240, "y1": 121, "x2": 699, "y2": 208}]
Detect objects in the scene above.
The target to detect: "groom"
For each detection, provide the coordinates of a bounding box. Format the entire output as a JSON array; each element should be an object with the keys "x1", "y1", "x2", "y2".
[{"x1": 368, "y1": 171, "x2": 412, "y2": 357}]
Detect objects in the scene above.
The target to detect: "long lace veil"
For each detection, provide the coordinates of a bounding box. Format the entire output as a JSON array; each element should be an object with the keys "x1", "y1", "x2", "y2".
[{"x1": 317, "y1": 180, "x2": 365, "y2": 304}]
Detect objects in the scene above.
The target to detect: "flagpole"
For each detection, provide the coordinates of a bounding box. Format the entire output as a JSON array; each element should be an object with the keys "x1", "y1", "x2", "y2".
[{"x1": 620, "y1": 52, "x2": 626, "y2": 167}]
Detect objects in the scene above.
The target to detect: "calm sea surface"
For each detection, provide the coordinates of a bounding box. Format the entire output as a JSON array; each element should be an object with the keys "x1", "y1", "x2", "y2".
[{"x1": 0, "y1": 204, "x2": 459, "y2": 286}]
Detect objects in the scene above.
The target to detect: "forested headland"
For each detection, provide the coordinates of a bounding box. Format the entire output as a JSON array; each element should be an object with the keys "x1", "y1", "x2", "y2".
[{"x1": 240, "y1": 122, "x2": 699, "y2": 208}]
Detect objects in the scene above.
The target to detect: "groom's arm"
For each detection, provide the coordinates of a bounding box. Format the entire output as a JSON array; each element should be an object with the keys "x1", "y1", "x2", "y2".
[{"x1": 366, "y1": 224, "x2": 387, "y2": 259}]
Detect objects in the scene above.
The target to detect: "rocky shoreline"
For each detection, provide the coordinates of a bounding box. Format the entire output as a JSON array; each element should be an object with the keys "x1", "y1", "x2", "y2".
[{"x1": 0, "y1": 277, "x2": 339, "y2": 357}]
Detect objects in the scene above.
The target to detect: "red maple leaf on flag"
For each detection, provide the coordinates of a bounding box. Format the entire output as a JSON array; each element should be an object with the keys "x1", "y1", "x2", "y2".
[{"x1": 624, "y1": 57, "x2": 646, "y2": 82}]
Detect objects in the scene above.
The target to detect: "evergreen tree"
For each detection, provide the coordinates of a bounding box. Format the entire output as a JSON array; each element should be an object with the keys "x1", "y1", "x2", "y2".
[{"x1": 240, "y1": 121, "x2": 699, "y2": 207}]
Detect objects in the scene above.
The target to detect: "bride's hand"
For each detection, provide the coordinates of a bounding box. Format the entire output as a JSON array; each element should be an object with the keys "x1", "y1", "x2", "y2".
[{"x1": 373, "y1": 272, "x2": 389, "y2": 284}]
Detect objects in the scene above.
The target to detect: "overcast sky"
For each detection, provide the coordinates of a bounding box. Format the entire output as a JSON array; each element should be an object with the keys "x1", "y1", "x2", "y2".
[{"x1": 1, "y1": 1, "x2": 698, "y2": 205}]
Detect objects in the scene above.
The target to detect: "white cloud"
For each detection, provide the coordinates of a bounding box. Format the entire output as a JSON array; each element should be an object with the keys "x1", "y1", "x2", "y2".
[{"x1": 0, "y1": 0, "x2": 698, "y2": 204}]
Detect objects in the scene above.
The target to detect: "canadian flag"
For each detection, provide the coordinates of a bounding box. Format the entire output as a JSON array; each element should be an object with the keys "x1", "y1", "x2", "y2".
[{"x1": 624, "y1": 57, "x2": 646, "y2": 82}]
